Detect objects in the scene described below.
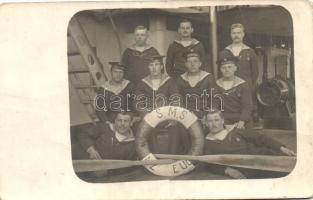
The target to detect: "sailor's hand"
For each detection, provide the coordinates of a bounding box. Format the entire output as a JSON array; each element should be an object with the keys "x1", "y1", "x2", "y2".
[
  {"x1": 87, "y1": 146, "x2": 102, "y2": 160},
  {"x1": 280, "y1": 146, "x2": 296, "y2": 156},
  {"x1": 236, "y1": 121, "x2": 245, "y2": 129},
  {"x1": 225, "y1": 167, "x2": 246, "y2": 179}
]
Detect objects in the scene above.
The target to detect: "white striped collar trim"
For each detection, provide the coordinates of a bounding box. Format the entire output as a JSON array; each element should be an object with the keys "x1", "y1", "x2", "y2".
[
  {"x1": 102, "y1": 79, "x2": 130, "y2": 95},
  {"x1": 216, "y1": 76, "x2": 245, "y2": 90},
  {"x1": 142, "y1": 75, "x2": 171, "y2": 91},
  {"x1": 180, "y1": 70, "x2": 210, "y2": 87},
  {"x1": 108, "y1": 122, "x2": 135, "y2": 142},
  {"x1": 225, "y1": 43, "x2": 250, "y2": 52},
  {"x1": 174, "y1": 38, "x2": 200, "y2": 47},
  {"x1": 128, "y1": 44, "x2": 153, "y2": 52},
  {"x1": 205, "y1": 125, "x2": 235, "y2": 141}
]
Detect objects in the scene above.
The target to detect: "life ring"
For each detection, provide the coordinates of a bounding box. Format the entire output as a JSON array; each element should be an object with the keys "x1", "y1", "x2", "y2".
[
  {"x1": 135, "y1": 106, "x2": 204, "y2": 177},
  {"x1": 257, "y1": 78, "x2": 291, "y2": 106}
]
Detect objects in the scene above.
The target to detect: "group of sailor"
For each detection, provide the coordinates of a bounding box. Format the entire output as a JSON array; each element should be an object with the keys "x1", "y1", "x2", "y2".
[{"x1": 72, "y1": 20, "x2": 295, "y2": 179}]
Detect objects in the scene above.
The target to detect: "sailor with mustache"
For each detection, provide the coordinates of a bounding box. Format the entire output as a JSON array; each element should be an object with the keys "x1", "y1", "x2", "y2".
[{"x1": 166, "y1": 19, "x2": 209, "y2": 78}]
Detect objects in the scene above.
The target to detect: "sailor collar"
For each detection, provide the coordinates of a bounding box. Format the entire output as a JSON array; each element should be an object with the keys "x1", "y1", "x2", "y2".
[
  {"x1": 128, "y1": 44, "x2": 153, "y2": 52},
  {"x1": 216, "y1": 76, "x2": 246, "y2": 90},
  {"x1": 108, "y1": 122, "x2": 135, "y2": 142},
  {"x1": 174, "y1": 38, "x2": 200, "y2": 47},
  {"x1": 205, "y1": 125, "x2": 235, "y2": 141},
  {"x1": 181, "y1": 70, "x2": 210, "y2": 87},
  {"x1": 225, "y1": 43, "x2": 250, "y2": 54},
  {"x1": 142, "y1": 74, "x2": 171, "y2": 91},
  {"x1": 103, "y1": 79, "x2": 130, "y2": 95}
]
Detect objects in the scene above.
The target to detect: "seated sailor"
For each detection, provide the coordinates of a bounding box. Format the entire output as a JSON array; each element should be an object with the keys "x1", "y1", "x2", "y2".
[
  {"x1": 134, "y1": 55, "x2": 181, "y2": 116},
  {"x1": 175, "y1": 49, "x2": 217, "y2": 153},
  {"x1": 134, "y1": 55, "x2": 182, "y2": 154},
  {"x1": 215, "y1": 54, "x2": 253, "y2": 130},
  {"x1": 95, "y1": 62, "x2": 135, "y2": 123},
  {"x1": 203, "y1": 109, "x2": 295, "y2": 179},
  {"x1": 176, "y1": 49, "x2": 216, "y2": 119}
]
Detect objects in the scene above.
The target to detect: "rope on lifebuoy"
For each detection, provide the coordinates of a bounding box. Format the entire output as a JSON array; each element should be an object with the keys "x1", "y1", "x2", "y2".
[{"x1": 135, "y1": 106, "x2": 204, "y2": 177}]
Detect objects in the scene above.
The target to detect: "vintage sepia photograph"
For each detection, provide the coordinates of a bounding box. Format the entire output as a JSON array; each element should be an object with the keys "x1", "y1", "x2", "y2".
[
  {"x1": 68, "y1": 5, "x2": 297, "y2": 183},
  {"x1": 2, "y1": 0, "x2": 313, "y2": 199}
]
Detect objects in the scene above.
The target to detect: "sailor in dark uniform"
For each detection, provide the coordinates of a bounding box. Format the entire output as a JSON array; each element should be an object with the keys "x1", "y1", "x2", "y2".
[
  {"x1": 176, "y1": 50, "x2": 216, "y2": 119},
  {"x1": 121, "y1": 25, "x2": 160, "y2": 85},
  {"x1": 134, "y1": 55, "x2": 182, "y2": 153},
  {"x1": 215, "y1": 55, "x2": 253, "y2": 130},
  {"x1": 166, "y1": 20, "x2": 209, "y2": 78},
  {"x1": 134, "y1": 55, "x2": 181, "y2": 116},
  {"x1": 95, "y1": 62, "x2": 135, "y2": 123},
  {"x1": 73, "y1": 112, "x2": 137, "y2": 161},
  {"x1": 72, "y1": 112, "x2": 137, "y2": 178},
  {"x1": 219, "y1": 23, "x2": 259, "y2": 93},
  {"x1": 203, "y1": 109, "x2": 295, "y2": 179},
  {"x1": 174, "y1": 50, "x2": 216, "y2": 153}
]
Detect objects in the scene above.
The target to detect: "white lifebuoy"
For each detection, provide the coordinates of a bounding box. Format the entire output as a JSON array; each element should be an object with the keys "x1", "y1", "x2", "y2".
[{"x1": 135, "y1": 106, "x2": 204, "y2": 177}]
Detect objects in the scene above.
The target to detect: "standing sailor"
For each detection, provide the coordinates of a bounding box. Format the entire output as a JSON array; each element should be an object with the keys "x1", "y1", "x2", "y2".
[
  {"x1": 219, "y1": 23, "x2": 258, "y2": 90},
  {"x1": 121, "y1": 25, "x2": 160, "y2": 85},
  {"x1": 166, "y1": 20, "x2": 209, "y2": 78},
  {"x1": 95, "y1": 62, "x2": 135, "y2": 123}
]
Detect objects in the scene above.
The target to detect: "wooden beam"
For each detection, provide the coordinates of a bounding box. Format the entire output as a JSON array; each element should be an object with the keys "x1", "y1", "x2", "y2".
[
  {"x1": 155, "y1": 154, "x2": 296, "y2": 173},
  {"x1": 73, "y1": 159, "x2": 175, "y2": 172},
  {"x1": 210, "y1": 7, "x2": 218, "y2": 79}
]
